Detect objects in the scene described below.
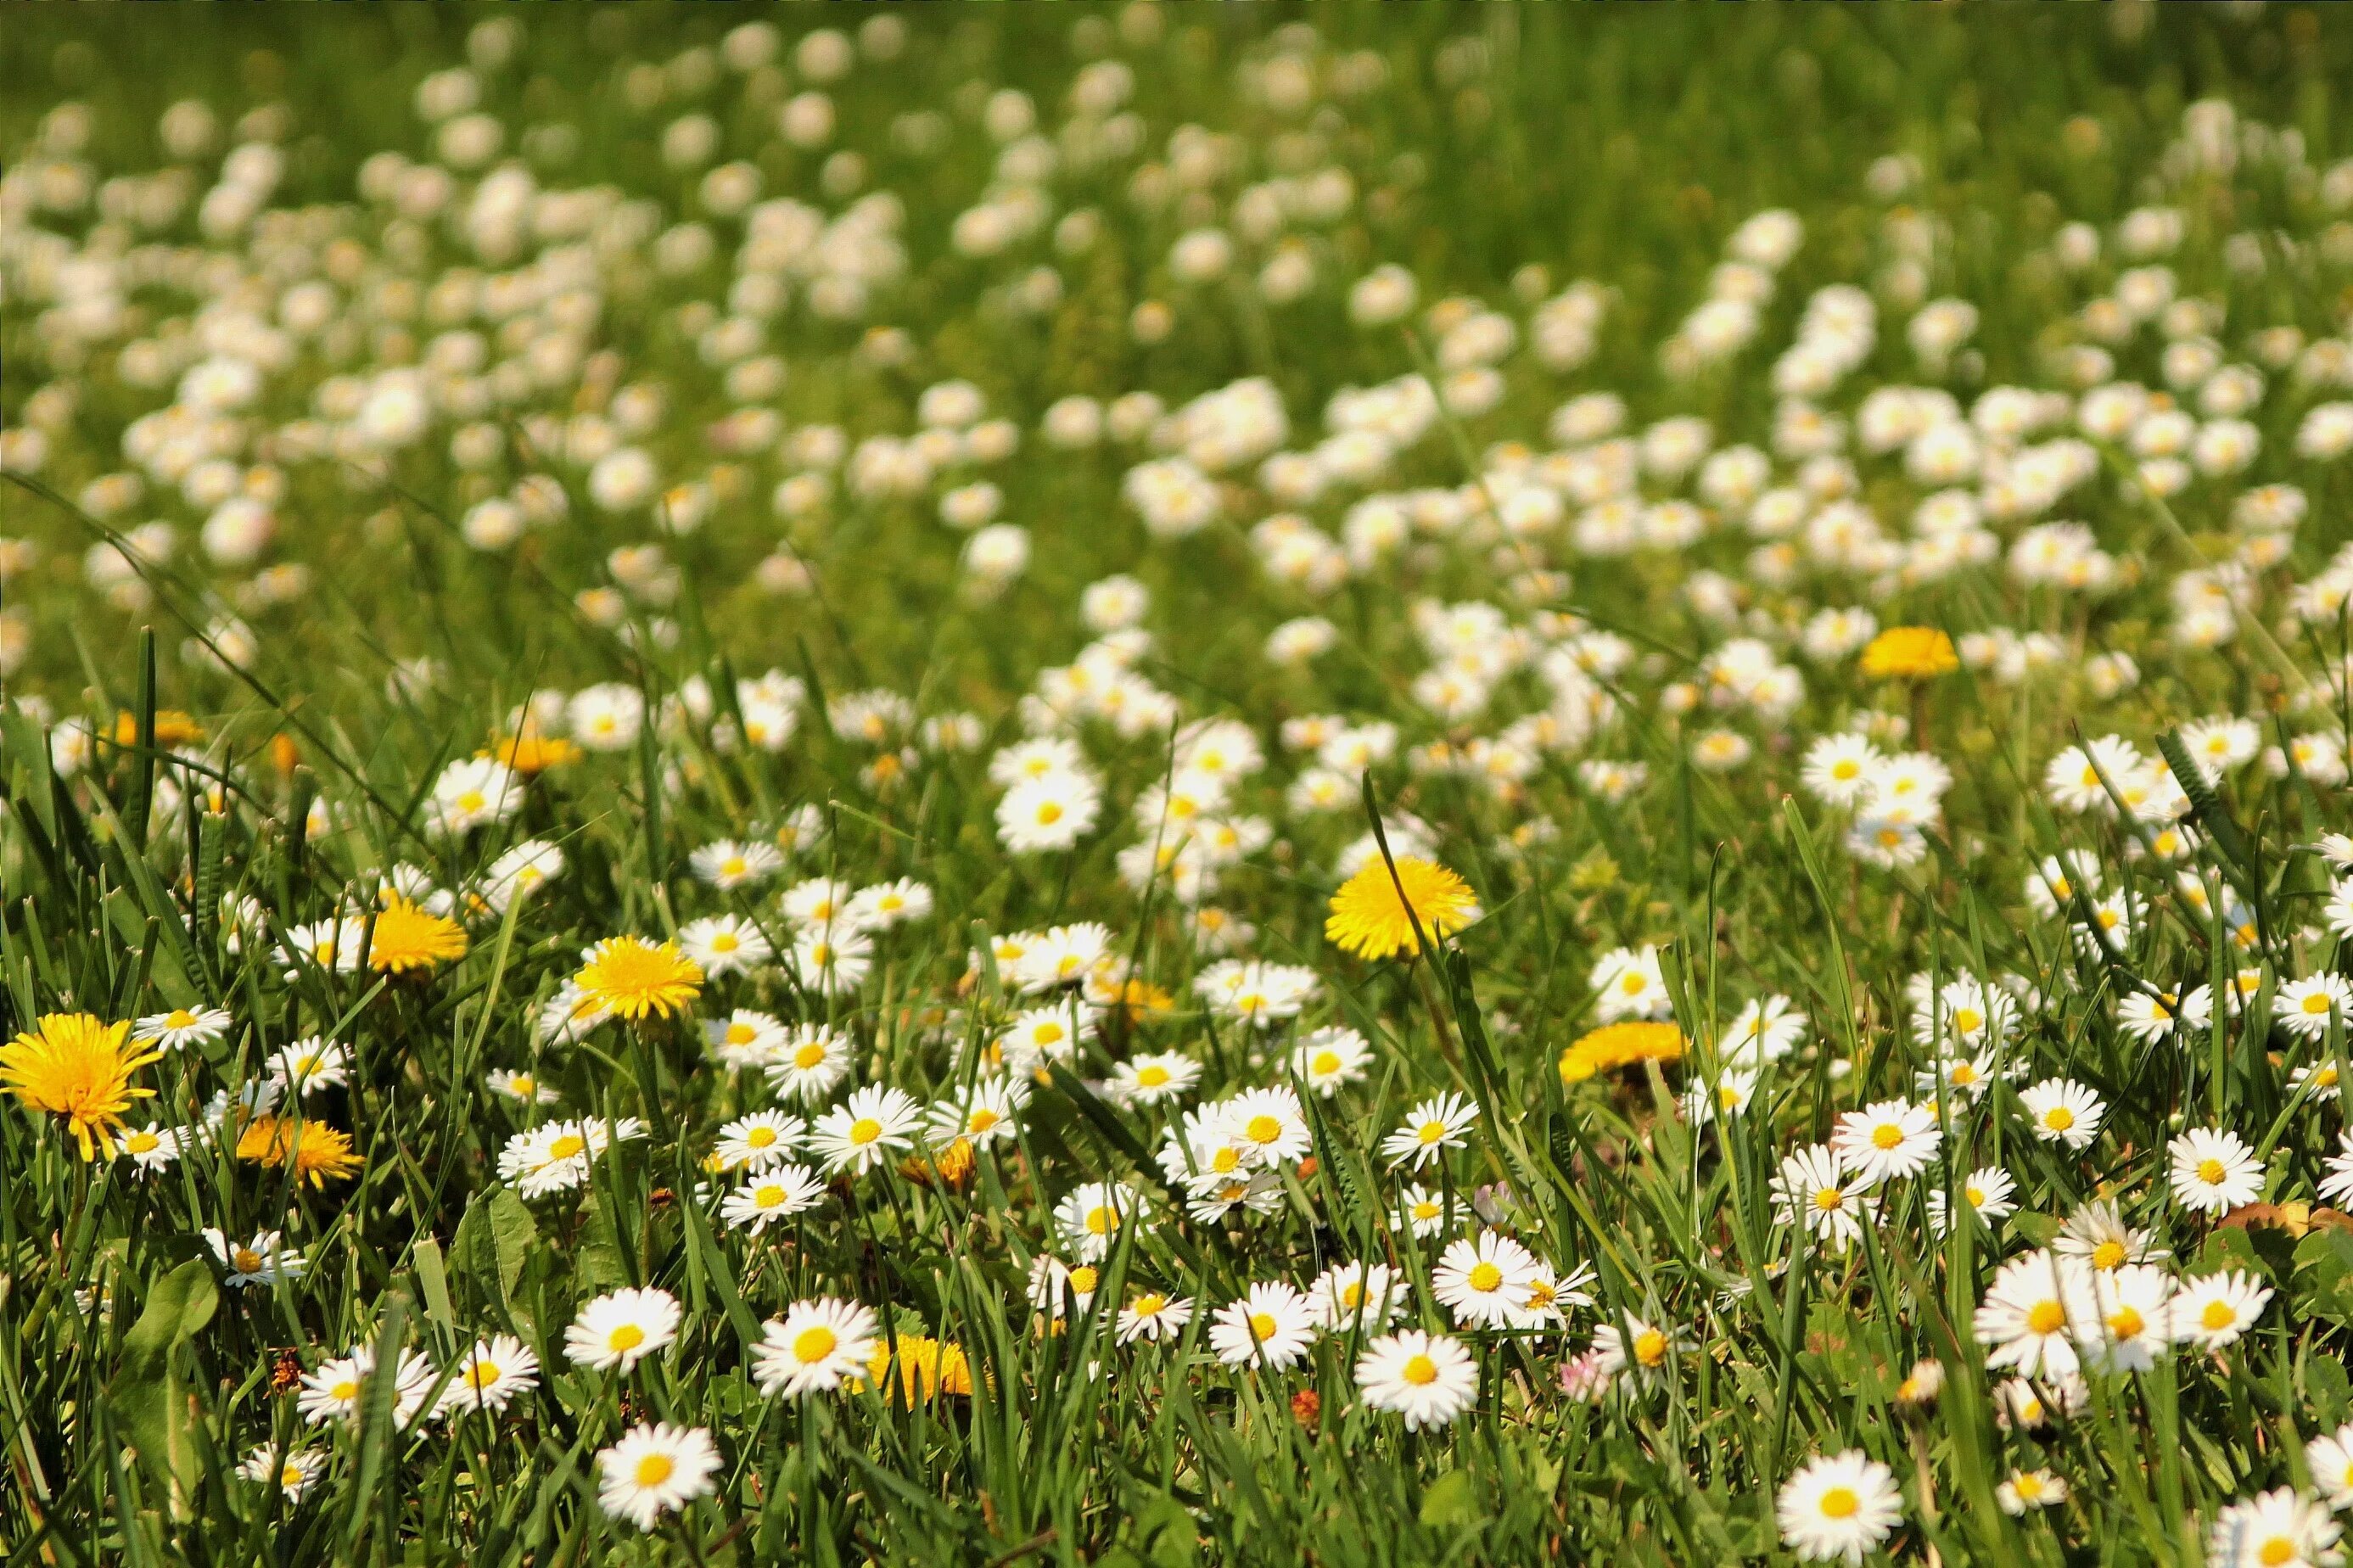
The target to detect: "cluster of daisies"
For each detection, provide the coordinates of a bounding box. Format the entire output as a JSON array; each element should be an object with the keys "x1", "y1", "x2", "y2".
[{"x1": 17, "y1": 8, "x2": 2353, "y2": 1560}]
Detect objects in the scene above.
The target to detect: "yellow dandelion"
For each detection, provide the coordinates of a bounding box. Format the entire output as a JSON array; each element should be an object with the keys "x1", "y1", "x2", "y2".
[
  {"x1": 235, "y1": 1115, "x2": 363, "y2": 1188},
  {"x1": 112, "y1": 709, "x2": 207, "y2": 748},
  {"x1": 1858, "y1": 626, "x2": 1959, "y2": 680},
  {"x1": 866, "y1": 1334, "x2": 975, "y2": 1404},
  {"x1": 1558, "y1": 1021, "x2": 1686, "y2": 1085},
  {"x1": 899, "y1": 1138, "x2": 977, "y2": 1190},
  {"x1": 0, "y1": 1013, "x2": 160, "y2": 1160},
  {"x1": 1112, "y1": 979, "x2": 1175, "y2": 1024},
  {"x1": 574, "y1": 937, "x2": 704, "y2": 1022},
  {"x1": 366, "y1": 896, "x2": 469, "y2": 976},
  {"x1": 495, "y1": 731, "x2": 581, "y2": 775},
  {"x1": 1324, "y1": 857, "x2": 1481, "y2": 961}
]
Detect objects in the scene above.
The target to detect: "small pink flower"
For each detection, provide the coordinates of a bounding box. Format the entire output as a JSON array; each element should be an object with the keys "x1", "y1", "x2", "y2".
[{"x1": 1558, "y1": 1347, "x2": 1613, "y2": 1403}]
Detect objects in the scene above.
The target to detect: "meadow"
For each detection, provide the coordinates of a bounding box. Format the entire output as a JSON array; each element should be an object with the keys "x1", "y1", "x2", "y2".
[{"x1": 4, "y1": 6, "x2": 2353, "y2": 1563}]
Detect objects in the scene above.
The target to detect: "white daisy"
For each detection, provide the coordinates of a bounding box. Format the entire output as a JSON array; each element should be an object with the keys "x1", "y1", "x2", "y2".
[
  {"x1": 752, "y1": 1298, "x2": 881, "y2": 1397},
  {"x1": 1776, "y1": 1450, "x2": 1903, "y2": 1564},
  {"x1": 719, "y1": 1164, "x2": 829, "y2": 1233},
  {"x1": 564, "y1": 1287, "x2": 682, "y2": 1374},
  {"x1": 595, "y1": 1422, "x2": 720, "y2": 1532},
  {"x1": 1355, "y1": 1330, "x2": 1479, "y2": 1430}
]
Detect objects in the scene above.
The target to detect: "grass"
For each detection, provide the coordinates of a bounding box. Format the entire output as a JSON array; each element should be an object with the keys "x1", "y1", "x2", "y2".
[{"x1": 4, "y1": 5, "x2": 2353, "y2": 1564}]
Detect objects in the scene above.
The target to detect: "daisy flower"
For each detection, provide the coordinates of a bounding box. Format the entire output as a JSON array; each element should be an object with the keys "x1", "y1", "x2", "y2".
[
  {"x1": 2174, "y1": 1269, "x2": 2272, "y2": 1351},
  {"x1": 1927, "y1": 1166, "x2": 2017, "y2": 1236},
  {"x1": 1109, "y1": 1051, "x2": 1201, "y2": 1107},
  {"x1": 1590, "y1": 945, "x2": 1672, "y2": 1022},
  {"x1": 436, "y1": 1336, "x2": 541, "y2": 1419},
  {"x1": 765, "y1": 1024, "x2": 854, "y2": 1102},
  {"x1": 1829, "y1": 1099, "x2": 1941, "y2": 1186},
  {"x1": 2305, "y1": 1423, "x2": 2353, "y2": 1510},
  {"x1": 1913, "y1": 1049, "x2": 2001, "y2": 1103},
  {"x1": 925, "y1": 1074, "x2": 1025, "y2": 1148},
  {"x1": 1719, "y1": 994, "x2": 1807, "y2": 1067},
  {"x1": 565, "y1": 1287, "x2": 682, "y2": 1374},
  {"x1": 1221, "y1": 1085, "x2": 1311, "y2": 1168},
  {"x1": 1393, "y1": 1184, "x2": 1452, "y2": 1238},
  {"x1": 2018, "y1": 1077, "x2": 2105, "y2": 1150},
  {"x1": 2208, "y1": 1489, "x2": 2342, "y2": 1568},
  {"x1": 847, "y1": 877, "x2": 933, "y2": 930},
  {"x1": 1801, "y1": 732, "x2": 1882, "y2": 807},
  {"x1": 704, "y1": 1010, "x2": 788, "y2": 1070},
  {"x1": 298, "y1": 1345, "x2": 436, "y2": 1428},
  {"x1": 1591, "y1": 1313, "x2": 1685, "y2": 1384},
  {"x1": 1054, "y1": 1181, "x2": 1148, "y2": 1262},
  {"x1": 1974, "y1": 1249, "x2": 2096, "y2": 1378},
  {"x1": 1355, "y1": 1330, "x2": 1479, "y2": 1430},
  {"x1": 238, "y1": 1444, "x2": 323, "y2": 1501},
  {"x1": 997, "y1": 1001, "x2": 1089, "y2": 1077},
  {"x1": 1379, "y1": 1091, "x2": 1480, "y2": 1170},
  {"x1": 134, "y1": 1005, "x2": 232, "y2": 1051},
  {"x1": 1008, "y1": 921, "x2": 1117, "y2": 993},
  {"x1": 117, "y1": 1122, "x2": 182, "y2": 1173},
  {"x1": 720, "y1": 1164, "x2": 828, "y2": 1233},
  {"x1": 2053, "y1": 1199, "x2": 2168, "y2": 1272},
  {"x1": 2116, "y1": 985, "x2": 2212, "y2": 1044},
  {"x1": 1207, "y1": 1282, "x2": 1319, "y2": 1369},
  {"x1": 808, "y1": 1085, "x2": 922, "y2": 1175},
  {"x1": 789, "y1": 926, "x2": 874, "y2": 996},
  {"x1": 676, "y1": 914, "x2": 773, "y2": 978},
  {"x1": 1308, "y1": 1261, "x2": 1406, "y2": 1334},
  {"x1": 1513, "y1": 1263, "x2": 1597, "y2": 1330},
  {"x1": 2081, "y1": 1263, "x2": 2177, "y2": 1371},
  {"x1": 714, "y1": 1110, "x2": 807, "y2": 1171},
  {"x1": 596, "y1": 1423, "x2": 720, "y2": 1532},
  {"x1": 2323, "y1": 1129, "x2": 2353, "y2": 1207},
  {"x1": 1028, "y1": 1256, "x2": 1102, "y2": 1317},
  {"x1": 2291, "y1": 1061, "x2": 2346, "y2": 1104},
  {"x1": 1772, "y1": 1143, "x2": 1871, "y2": 1252},
  {"x1": 268, "y1": 1038, "x2": 350, "y2": 1096},
  {"x1": 2279, "y1": 975, "x2": 2353, "y2": 1040},
  {"x1": 996, "y1": 770, "x2": 1101, "y2": 853},
  {"x1": 204, "y1": 1227, "x2": 304, "y2": 1287},
  {"x1": 1997, "y1": 1468, "x2": 2068, "y2": 1515},
  {"x1": 1290, "y1": 1026, "x2": 1373, "y2": 1095},
  {"x1": 1116, "y1": 1289, "x2": 1195, "y2": 1345},
  {"x1": 781, "y1": 877, "x2": 855, "y2": 932},
  {"x1": 1777, "y1": 1450, "x2": 1903, "y2": 1564},
  {"x1": 753, "y1": 1299, "x2": 881, "y2": 1397},
  {"x1": 690, "y1": 838, "x2": 782, "y2": 889},
  {"x1": 485, "y1": 1067, "x2": 562, "y2": 1105},
  {"x1": 1431, "y1": 1230, "x2": 1541, "y2": 1330},
  {"x1": 2168, "y1": 1126, "x2": 2264, "y2": 1214},
  {"x1": 1683, "y1": 1067, "x2": 1760, "y2": 1125}
]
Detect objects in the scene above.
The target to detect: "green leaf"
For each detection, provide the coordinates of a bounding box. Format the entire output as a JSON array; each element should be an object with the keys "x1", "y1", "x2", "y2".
[
  {"x1": 2193, "y1": 1225, "x2": 2263, "y2": 1280},
  {"x1": 680, "y1": 1196, "x2": 763, "y2": 1351},
  {"x1": 414, "y1": 1236, "x2": 456, "y2": 1336},
  {"x1": 453, "y1": 1185, "x2": 540, "y2": 1331},
  {"x1": 1418, "y1": 1468, "x2": 1483, "y2": 1530},
  {"x1": 2009, "y1": 1211, "x2": 2061, "y2": 1247},
  {"x1": 107, "y1": 1259, "x2": 218, "y2": 1518}
]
